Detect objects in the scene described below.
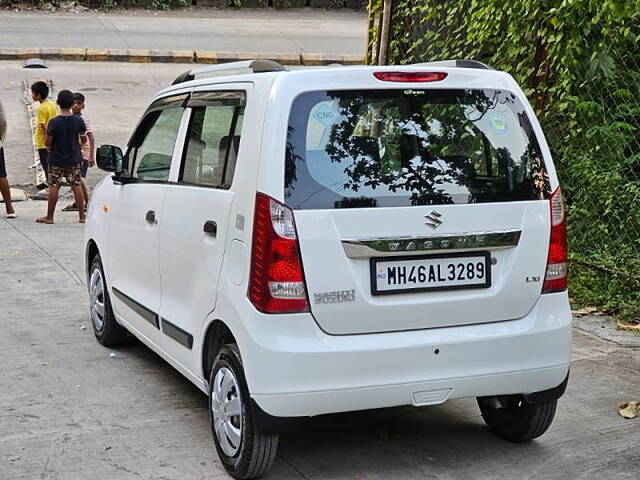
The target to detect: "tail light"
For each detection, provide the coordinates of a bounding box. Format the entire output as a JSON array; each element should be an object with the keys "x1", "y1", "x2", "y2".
[
  {"x1": 373, "y1": 72, "x2": 448, "y2": 83},
  {"x1": 542, "y1": 187, "x2": 568, "y2": 293},
  {"x1": 248, "y1": 193, "x2": 309, "y2": 313}
]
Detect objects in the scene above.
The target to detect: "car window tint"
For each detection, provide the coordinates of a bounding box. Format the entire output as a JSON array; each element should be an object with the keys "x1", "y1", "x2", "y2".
[
  {"x1": 133, "y1": 107, "x2": 184, "y2": 181},
  {"x1": 181, "y1": 100, "x2": 244, "y2": 188},
  {"x1": 285, "y1": 89, "x2": 550, "y2": 210}
]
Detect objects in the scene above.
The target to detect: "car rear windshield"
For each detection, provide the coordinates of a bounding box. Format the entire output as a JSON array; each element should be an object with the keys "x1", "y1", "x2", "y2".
[{"x1": 285, "y1": 89, "x2": 550, "y2": 210}]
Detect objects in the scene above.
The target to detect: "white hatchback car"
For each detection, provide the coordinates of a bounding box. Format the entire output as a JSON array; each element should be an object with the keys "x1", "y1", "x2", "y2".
[{"x1": 86, "y1": 59, "x2": 571, "y2": 479}]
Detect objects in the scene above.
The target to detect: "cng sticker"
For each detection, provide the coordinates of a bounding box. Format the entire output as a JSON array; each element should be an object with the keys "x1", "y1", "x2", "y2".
[{"x1": 313, "y1": 103, "x2": 338, "y2": 127}]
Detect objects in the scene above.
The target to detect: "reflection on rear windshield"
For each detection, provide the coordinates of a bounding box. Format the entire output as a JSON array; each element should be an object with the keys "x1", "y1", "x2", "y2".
[{"x1": 285, "y1": 89, "x2": 550, "y2": 210}]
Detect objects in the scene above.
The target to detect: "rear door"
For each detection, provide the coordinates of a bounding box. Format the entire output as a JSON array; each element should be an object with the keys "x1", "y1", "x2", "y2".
[
  {"x1": 158, "y1": 89, "x2": 247, "y2": 369},
  {"x1": 285, "y1": 88, "x2": 552, "y2": 335}
]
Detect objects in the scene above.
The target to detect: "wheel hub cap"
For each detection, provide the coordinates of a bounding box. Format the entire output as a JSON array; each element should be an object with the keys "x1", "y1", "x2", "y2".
[
  {"x1": 211, "y1": 367, "x2": 243, "y2": 457},
  {"x1": 89, "y1": 268, "x2": 106, "y2": 332}
]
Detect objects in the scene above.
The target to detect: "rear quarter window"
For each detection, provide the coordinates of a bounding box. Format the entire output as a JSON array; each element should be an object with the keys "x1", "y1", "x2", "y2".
[{"x1": 285, "y1": 89, "x2": 550, "y2": 209}]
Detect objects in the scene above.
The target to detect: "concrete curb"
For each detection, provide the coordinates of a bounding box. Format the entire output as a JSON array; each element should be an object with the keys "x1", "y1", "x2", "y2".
[
  {"x1": 0, "y1": 47, "x2": 86, "y2": 61},
  {"x1": 0, "y1": 47, "x2": 364, "y2": 66}
]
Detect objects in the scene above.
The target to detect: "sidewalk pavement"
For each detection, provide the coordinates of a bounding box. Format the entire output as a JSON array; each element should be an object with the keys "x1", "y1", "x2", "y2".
[
  {"x1": 0, "y1": 9, "x2": 367, "y2": 57},
  {"x1": 1, "y1": 200, "x2": 640, "y2": 479}
]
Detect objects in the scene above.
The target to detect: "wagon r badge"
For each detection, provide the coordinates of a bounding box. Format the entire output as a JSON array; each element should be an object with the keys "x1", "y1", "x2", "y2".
[
  {"x1": 425, "y1": 210, "x2": 443, "y2": 229},
  {"x1": 314, "y1": 289, "x2": 356, "y2": 305}
]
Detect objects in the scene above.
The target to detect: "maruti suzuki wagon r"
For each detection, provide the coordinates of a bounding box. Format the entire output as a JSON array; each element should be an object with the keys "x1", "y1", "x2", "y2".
[{"x1": 85, "y1": 59, "x2": 571, "y2": 479}]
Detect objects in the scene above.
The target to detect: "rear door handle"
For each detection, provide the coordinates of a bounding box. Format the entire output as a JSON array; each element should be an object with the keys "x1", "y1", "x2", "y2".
[
  {"x1": 203, "y1": 220, "x2": 217, "y2": 237},
  {"x1": 145, "y1": 210, "x2": 156, "y2": 224}
]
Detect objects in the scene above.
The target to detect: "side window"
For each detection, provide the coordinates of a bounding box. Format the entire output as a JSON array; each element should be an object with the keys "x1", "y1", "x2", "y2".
[
  {"x1": 180, "y1": 93, "x2": 245, "y2": 188},
  {"x1": 131, "y1": 107, "x2": 184, "y2": 182}
]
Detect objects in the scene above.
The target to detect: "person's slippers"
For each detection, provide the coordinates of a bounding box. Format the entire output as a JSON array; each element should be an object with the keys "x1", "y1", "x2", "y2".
[
  {"x1": 62, "y1": 204, "x2": 79, "y2": 212},
  {"x1": 6, "y1": 213, "x2": 16, "y2": 219},
  {"x1": 36, "y1": 217, "x2": 54, "y2": 224}
]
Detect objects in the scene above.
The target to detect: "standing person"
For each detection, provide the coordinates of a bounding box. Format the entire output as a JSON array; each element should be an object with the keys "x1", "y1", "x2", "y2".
[
  {"x1": 31, "y1": 81, "x2": 57, "y2": 186},
  {"x1": 36, "y1": 90, "x2": 87, "y2": 224},
  {"x1": 63, "y1": 92, "x2": 94, "y2": 212},
  {"x1": 0, "y1": 98, "x2": 16, "y2": 218}
]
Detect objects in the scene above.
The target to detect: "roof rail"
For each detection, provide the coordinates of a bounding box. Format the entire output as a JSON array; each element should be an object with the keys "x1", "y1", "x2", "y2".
[
  {"x1": 172, "y1": 59, "x2": 287, "y2": 85},
  {"x1": 413, "y1": 59, "x2": 494, "y2": 70}
]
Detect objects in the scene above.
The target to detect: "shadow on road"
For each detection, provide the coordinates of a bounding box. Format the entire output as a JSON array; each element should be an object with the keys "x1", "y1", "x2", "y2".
[{"x1": 112, "y1": 334, "x2": 552, "y2": 479}]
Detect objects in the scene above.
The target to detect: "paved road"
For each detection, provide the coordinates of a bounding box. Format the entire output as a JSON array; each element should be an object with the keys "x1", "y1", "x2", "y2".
[
  {"x1": 0, "y1": 10, "x2": 367, "y2": 55},
  {"x1": 1, "y1": 201, "x2": 640, "y2": 479}
]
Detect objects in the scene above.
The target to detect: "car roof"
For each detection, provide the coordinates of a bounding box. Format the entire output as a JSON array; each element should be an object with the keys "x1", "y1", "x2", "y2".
[{"x1": 154, "y1": 60, "x2": 518, "y2": 101}]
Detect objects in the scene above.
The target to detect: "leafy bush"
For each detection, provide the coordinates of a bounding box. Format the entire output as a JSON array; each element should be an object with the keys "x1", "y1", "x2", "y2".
[{"x1": 151, "y1": 0, "x2": 188, "y2": 9}]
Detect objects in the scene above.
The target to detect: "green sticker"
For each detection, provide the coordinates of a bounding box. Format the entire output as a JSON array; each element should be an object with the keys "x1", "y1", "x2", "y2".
[{"x1": 489, "y1": 113, "x2": 508, "y2": 134}]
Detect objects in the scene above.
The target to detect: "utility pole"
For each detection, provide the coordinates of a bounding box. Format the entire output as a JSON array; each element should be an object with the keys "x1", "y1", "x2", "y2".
[{"x1": 378, "y1": 0, "x2": 393, "y2": 65}]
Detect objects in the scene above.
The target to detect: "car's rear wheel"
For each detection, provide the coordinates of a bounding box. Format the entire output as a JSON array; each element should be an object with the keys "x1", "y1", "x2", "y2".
[
  {"x1": 89, "y1": 254, "x2": 127, "y2": 346},
  {"x1": 477, "y1": 395, "x2": 557, "y2": 442},
  {"x1": 209, "y1": 344, "x2": 278, "y2": 479}
]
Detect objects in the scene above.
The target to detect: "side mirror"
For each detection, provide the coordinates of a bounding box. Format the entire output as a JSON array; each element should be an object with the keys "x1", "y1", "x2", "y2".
[{"x1": 96, "y1": 145, "x2": 124, "y2": 173}]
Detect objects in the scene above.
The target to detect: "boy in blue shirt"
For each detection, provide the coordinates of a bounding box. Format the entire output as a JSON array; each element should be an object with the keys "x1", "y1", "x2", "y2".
[{"x1": 36, "y1": 90, "x2": 87, "y2": 224}]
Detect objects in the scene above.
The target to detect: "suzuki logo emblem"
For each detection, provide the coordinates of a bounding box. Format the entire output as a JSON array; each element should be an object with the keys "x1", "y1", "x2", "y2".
[{"x1": 425, "y1": 210, "x2": 443, "y2": 229}]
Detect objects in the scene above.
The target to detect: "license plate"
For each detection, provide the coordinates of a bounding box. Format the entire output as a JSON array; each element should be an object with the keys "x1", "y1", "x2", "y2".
[{"x1": 371, "y1": 252, "x2": 491, "y2": 295}]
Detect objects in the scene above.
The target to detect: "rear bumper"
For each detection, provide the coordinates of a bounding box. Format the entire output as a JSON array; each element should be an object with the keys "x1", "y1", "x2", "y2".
[
  {"x1": 254, "y1": 366, "x2": 569, "y2": 418},
  {"x1": 238, "y1": 292, "x2": 571, "y2": 418}
]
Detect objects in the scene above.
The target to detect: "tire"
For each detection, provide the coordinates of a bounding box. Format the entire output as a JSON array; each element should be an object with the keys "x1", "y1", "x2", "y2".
[
  {"x1": 209, "y1": 344, "x2": 279, "y2": 479},
  {"x1": 477, "y1": 395, "x2": 557, "y2": 442},
  {"x1": 88, "y1": 254, "x2": 127, "y2": 347}
]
